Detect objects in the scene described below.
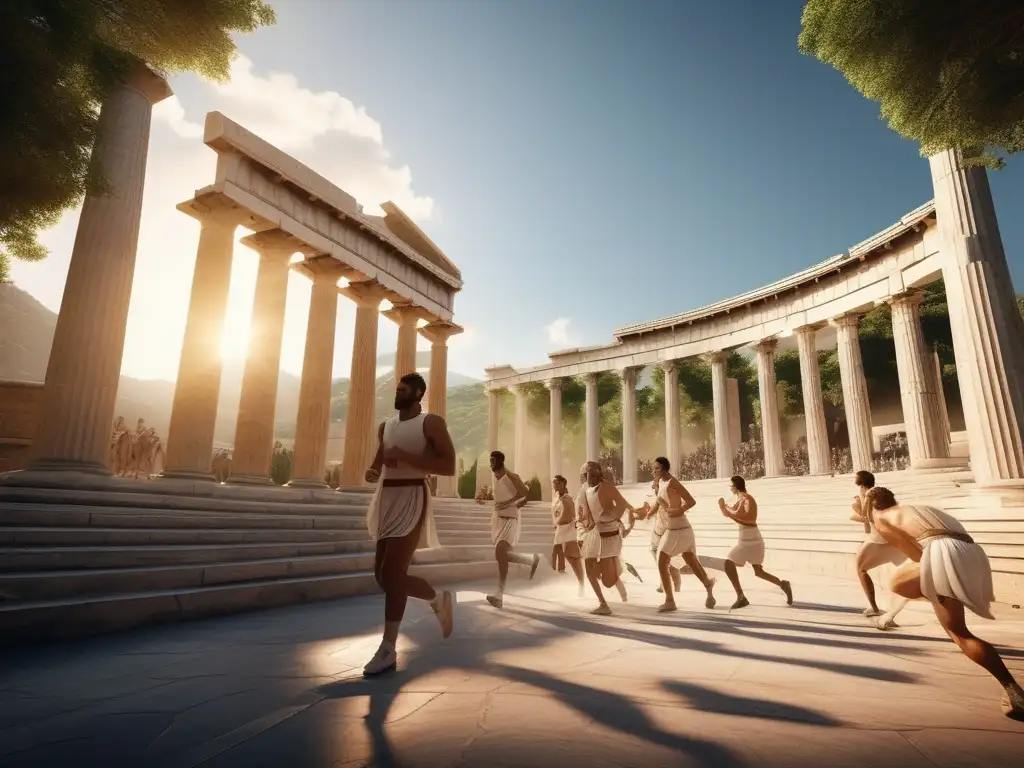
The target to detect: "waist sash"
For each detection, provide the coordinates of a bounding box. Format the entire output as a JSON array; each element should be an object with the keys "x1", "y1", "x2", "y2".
[
  {"x1": 382, "y1": 478, "x2": 426, "y2": 488},
  {"x1": 918, "y1": 528, "x2": 974, "y2": 544}
]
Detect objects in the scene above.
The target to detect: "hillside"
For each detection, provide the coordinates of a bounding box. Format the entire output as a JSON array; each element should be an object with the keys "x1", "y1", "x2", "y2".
[{"x1": 0, "y1": 283, "x2": 489, "y2": 460}]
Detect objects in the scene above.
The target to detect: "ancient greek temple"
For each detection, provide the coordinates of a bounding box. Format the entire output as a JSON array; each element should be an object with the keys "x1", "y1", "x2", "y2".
[
  {"x1": 13, "y1": 67, "x2": 463, "y2": 493},
  {"x1": 484, "y1": 154, "x2": 1024, "y2": 494}
]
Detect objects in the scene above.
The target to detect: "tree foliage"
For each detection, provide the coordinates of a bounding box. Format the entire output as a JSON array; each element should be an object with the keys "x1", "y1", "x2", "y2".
[
  {"x1": 0, "y1": 0, "x2": 276, "y2": 281},
  {"x1": 798, "y1": 0, "x2": 1024, "y2": 167}
]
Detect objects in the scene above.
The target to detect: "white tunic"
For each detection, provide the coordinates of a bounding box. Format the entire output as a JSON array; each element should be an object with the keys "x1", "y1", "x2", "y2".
[
  {"x1": 491, "y1": 472, "x2": 521, "y2": 547},
  {"x1": 552, "y1": 493, "x2": 576, "y2": 545},
  {"x1": 580, "y1": 483, "x2": 622, "y2": 560},
  {"x1": 653, "y1": 478, "x2": 696, "y2": 557},
  {"x1": 365, "y1": 413, "x2": 439, "y2": 549}
]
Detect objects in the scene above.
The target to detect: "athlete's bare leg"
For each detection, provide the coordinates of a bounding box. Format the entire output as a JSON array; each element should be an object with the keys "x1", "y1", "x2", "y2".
[
  {"x1": 585, "y1": 557, "x2": 610, "y2": 614},
  {"x1": 724, "y1": 560, "x2": 749, "y2": 609},
  {"x1": 752, "y1": 564, "x2": 792, "y2": 604},
  {"x1": 657, "y1": 552, "x2": 677, "y2": 612},
  {"x1": 680, "y1": 551, "x2": 717, "y2": 608},
  {"x1": 488, "y1": 541, "x2": 540, "y2": 609},
  {"x1": 563, "y1": 540, "x2": 585, "y2": 596}
]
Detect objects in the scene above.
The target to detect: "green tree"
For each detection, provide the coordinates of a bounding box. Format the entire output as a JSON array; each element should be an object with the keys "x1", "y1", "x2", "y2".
[
  {"x1": 798, "y1": 1, "x2": 1024, "y2": 167},
  {"x1": 0, "y1": 1, "x2": 276, "y2": 281}
]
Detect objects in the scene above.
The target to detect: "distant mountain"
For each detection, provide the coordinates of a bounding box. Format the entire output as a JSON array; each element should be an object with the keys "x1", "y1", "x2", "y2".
[
  {"x1": 375, "y1": 350, "x2": 479, "y2": 387},
  {"x1": 1, "y1": 283, "x2": 489, "y2": 460}
]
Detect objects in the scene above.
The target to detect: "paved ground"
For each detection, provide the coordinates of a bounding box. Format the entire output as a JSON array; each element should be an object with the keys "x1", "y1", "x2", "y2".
[{"x1": 2, "y1": 562, "x2": 1023, "y2": 768}]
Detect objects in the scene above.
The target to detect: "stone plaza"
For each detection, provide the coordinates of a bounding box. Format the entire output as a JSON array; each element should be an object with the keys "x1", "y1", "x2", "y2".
[{"x1": 1, "y1": 59, "x2": 1023, "y2": 766}]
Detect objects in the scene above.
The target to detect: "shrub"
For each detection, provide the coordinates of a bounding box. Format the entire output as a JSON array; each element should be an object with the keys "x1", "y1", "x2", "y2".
[
  {"x1": 526, "y1": 475, "x2": 543, "y2": 501},
  {"x1": 458, "y1": 459, "x2": 478, "y2": 499}
]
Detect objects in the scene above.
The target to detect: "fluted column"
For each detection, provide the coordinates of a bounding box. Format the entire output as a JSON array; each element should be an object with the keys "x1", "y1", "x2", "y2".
[
  {"x1": 487, "y1": 388, "x2": 501, "y2": 454},
  {"x1": 28, "y1": 65, "x2": 171, "y2": 475},
  {"x1": 339, "y1": 281, "x2": 389, "y2": 487},
  {"x1": 546, "y1": 378, "x2": 563, "y2": 483},
  {"x1": 755, "y1": 339, "x2": 784, "y2": 477},
  {"x1": 890, "y1": 292, "x2": 952, "y2": 467},
  {"x1": 930, "y1": 148, "x2": 1024, "y2": 483},
  {"x1": 795, "y1": 325, "x2": 830, "y2": 475},
  {"x1": 831, "y1": 314, "x2": 874, "y2": 472},
  {"x1": 619, "y1": 367, "x2": 638, "y2": 484},
  {"x1": 661, "y1": 362, "x2": 681, "y2": 474},
  {"x1": 163, "y1": 208, "x2": 244, "y2": 480},
  {"x1": 289, "y1": 264, "x2": 346, "y2": 488},
  {"x1": 383, "y1": 304, "x2": 425, "y2": 379},
  {"x1": 706, "y1": 352, "x2": 733, "y2": 478},
  {"x1": 418, "y1": 321, "x2": 463, "y2": 496},
  {"x1": 510, "y1": 384, "x2": 528, "y2": 470},
  {"x1": 932, "y1": 347, "x2": 952, "y2": 443},
  {"x1": 230, "y1": 230, "x2": 295, "y2": 484},
  {"x1": 584, "y1": 373, "x2": 600, "y2": 462}
]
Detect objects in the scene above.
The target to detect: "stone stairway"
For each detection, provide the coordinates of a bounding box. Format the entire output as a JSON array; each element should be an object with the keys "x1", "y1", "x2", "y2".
[
  {"x1": 619, "y1": 469, "x2": 1024, "y2": 602},
  {"x1": 0, "y1": 479, "x2": 501, "y2": 643}
]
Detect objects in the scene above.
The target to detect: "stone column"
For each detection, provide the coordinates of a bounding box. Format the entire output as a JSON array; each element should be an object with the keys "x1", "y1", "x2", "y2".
[
  {"x1": 418, "y1": 321, "x2": 463, "y2": 496},
  {"x1": 726, "y1": 377, "x2": 741, "y2": 450},
  {"x1": 661, "y1": 362, "x2": 681, "y2": 474},
  {"x1": 383, "y1": 304, "x2": 425, "y2": 379},
  {"x1": 619, "y1": 367, "x2": 638, "y2": 484},
  {"x1": 931, "y1": 148, "x2": 1024, "y2": 484},
  {"x1": 706, "y1": 352, "x2": 733, "y2": 478},
  {"x1": 546, "y1": 378, "x2": 563, "y2": 484},
  {"x1": 755, "y1": 339, "x2": 784, "y2": 477},
  {"x1": 889, "y1": 292, "x2": 952, "y2": 467},
  {"x1": 339, "y1": 281, "x2": 389, "y2": 487},
  {"x1": 163, "y1": 207, "x2": 244, "y2": 480},
  {"x1": 28, "y1": 66, "x2": 171, "y2": 475},
  {"x1": 583, "y1": 373, "x2": 600, "y2": 462},
  {"x1": 932, "y1": 347, "x2": 952, "y2": 443},
  {"x1": 481, "y1": 387, "x2": 501, "y2": 490},
  {"x1": 510, "y1": 385, "x2": 529, "y2": 471},
  {"x1": 795, "y1": 325, "x2": 831, "y2": 475},
  {"x1": 289, "y1": 264, "x2": 346, "y2": 488},
  {"x1": 229, "y1": 231, "x2": 295, "y2": 484},
  {"x1": 832, "y1": 314, "x2": 874, "y2": 472}
]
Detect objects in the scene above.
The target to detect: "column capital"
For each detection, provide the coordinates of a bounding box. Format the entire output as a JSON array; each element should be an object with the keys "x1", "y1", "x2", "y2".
[
  {"x1": 703, "y1": 350, "x2": 730, "y2": 365},
  {"x1": 176, "y1": 195, "x2": 251, "y2": 229},
  {"x1": 755, "y1": 338, "x2": 779, "y2": 354},
  {"x1": 418, "y1": 320, "x2": 463, "y2": 346},
  {"x1": 382, "y1": 302, "x2": 429, "y2": 328},
  {"x1": 889, "y1": 290, "x2": 924, "y2": 310},
  {"x1": 238, "y1": 228, "x2": 303, "y2": 261},
  {"x1": 658, "y1": 360, "x2": 677, "y2": 374},
  {"x1": 294, "y1": 254, "x2": 354, "y2": 284},
  {"x1": 616, "y1": 366, "x2": 639, "y2": 385},
  {"x1": 341, "y1": 279, "x2": 391, "y2": 309},
  {"x1": 829, "y1": 312, "x2": 862, "y2": 330},
  {"x1": 544, "y1": 377, "x2": 563, "y2": 391},
  {"x1": 581, "y1": 372, "x2": 600, "y2": 385},
  {"x1": 794, "y1": 323, "x2": 825, "y2": 338},
  {"x1": 123, "y1": 61, "x2": 172, "y2": 105}
]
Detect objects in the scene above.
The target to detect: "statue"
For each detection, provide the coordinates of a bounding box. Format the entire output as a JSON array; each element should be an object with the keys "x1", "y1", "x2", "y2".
[
  {"x1": 109, "y1": 416, "x2": 164, "y2": 479},
  {"x1": 110, "y1": 417, "x2": 132, "y2": 476}
]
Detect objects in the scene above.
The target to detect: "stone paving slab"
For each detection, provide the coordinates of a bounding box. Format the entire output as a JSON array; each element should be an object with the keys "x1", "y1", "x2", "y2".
[{"x1": 1, "y1": 563, "x2": 1022, "y2": 767}]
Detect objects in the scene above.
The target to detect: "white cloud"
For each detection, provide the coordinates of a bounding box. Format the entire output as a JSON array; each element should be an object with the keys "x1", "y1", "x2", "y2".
[
  {"x1": 153, "y1": 96, "x2": 204, "y2": 139},
  {"x1": 545, "y1": 317, "x2": 571, "y2": 346}
]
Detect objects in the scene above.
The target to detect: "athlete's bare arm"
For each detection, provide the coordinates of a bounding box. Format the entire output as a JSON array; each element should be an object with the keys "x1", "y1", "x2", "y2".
[
  {"x1": 508, "y1": 472, "x2": 531, "y2": 508},
  {"x1": 667, "y1": 478, "x2": 696, "y2": 517},
  {"x1": 719, "y1": 494, "x2": 757, "y2": 524},
  {"x1": 600, "y1": 483, "x2": 635, "y2": 522},
  {"x1": 873, "y1": 513, "x2": 924, "y2": 563},
  {"x1": 382, "y1": 414, "x2": 456, "y2": 476},
  {"x1": 556, "y1": 495, "x2": 575, "y2": 525},
  {"x1": 850, "y1": 495, "x2": 867, "y2": 523},
  {"x1": 365, "y1": 421, "x2": 386, "y2": 483}
]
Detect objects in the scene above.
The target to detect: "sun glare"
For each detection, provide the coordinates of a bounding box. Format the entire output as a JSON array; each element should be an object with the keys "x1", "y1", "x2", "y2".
[{"x1": 220, "y1": 243, "x2": 259, "y2": 363}]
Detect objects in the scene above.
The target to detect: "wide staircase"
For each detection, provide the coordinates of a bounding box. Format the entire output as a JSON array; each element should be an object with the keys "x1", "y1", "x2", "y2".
[
  {"x1": 619, "y1": 469, "x2": 1024, "y2": 603},
  {"x1": 0, "y1": 479, "x2": 515, "y2": 643}
]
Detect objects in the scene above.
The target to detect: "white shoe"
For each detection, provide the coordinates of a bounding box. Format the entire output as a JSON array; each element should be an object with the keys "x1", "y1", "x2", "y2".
[{"x1": 362, "y1": 645, "x2": 397, "y2": 677}]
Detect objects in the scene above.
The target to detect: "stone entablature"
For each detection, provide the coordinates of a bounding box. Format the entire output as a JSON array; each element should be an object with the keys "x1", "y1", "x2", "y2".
[
  {"x1": 485, "y1": 202, "x2": 939, "y2": 389},
  {"x1": 199, "y1": 111, "x2": 460, "y2": 321}
]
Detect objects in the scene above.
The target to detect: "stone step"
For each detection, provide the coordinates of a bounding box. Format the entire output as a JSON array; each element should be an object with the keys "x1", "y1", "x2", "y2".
[
  {"x1": 0, "y1": 486, "x2": 368, "y2": 516},
  {"x1": 0, "y1": 540, "x2": 376, "y2": 571},
  {"x1": 0, "y1": 504, "x2": 368, "y2": 531},
  {"x1": 0, "y1": 526, "x2": 367, "y2": 548},
  {"x1": 0, "y1": 558, "x2": 499, "y2": 643},
  {"x1": 0, "y1": 545, "x2": 495, "y2": 602}
]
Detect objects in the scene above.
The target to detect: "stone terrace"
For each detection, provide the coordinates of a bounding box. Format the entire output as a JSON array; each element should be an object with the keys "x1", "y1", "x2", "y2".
[{"x1": 1, "y1": 566, "x2": 1022, "y2": 767}]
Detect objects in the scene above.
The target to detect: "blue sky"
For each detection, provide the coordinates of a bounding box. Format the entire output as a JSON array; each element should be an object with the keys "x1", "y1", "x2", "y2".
[{"x1": 13, "y1": 0, "x2": 1024, "y2": 381}]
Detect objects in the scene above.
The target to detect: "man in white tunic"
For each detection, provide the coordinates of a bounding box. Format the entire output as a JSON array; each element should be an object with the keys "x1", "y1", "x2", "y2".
[
  {"x1": 362, "y1": 373, "x2": 456, "y2": 677},
  {"x1": 867, "y1": 487, "x2": 1024, "y2": 720},
  {"x1": 578, "y1": 461, "x2": 636, "y2": 615},
  {"x1": 639, "y1": 456, "x2": 716, "y2": 613},
  {"x1": 718, "y1": 475, "x2": 792, "y2": 610},
  {"x1": 849, "y1": 470, "x2": 908, "y2": 630},
  {"x1": 551, "y1": 474, "x2": 585, "y2": 596},
  {"x1": 484, "y1": 451, "x2": 540, "y2": 609}
]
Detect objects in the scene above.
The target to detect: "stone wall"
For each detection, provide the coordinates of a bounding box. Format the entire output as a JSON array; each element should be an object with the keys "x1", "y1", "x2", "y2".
[{"x1": 0, "y1": 380, "x2": 43, "y2": 472}]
